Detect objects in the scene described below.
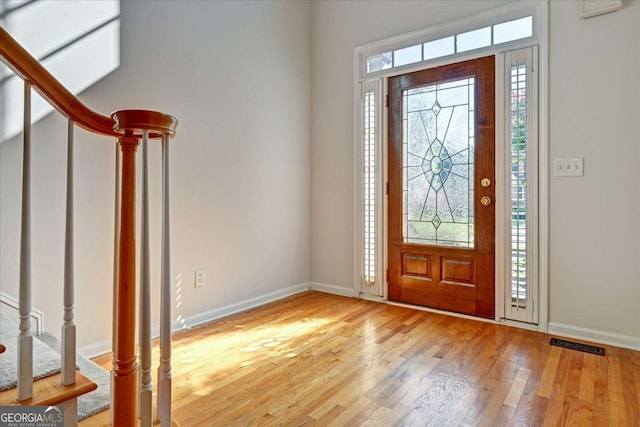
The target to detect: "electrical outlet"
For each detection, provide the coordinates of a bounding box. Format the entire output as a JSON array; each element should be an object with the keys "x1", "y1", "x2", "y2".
[
  {"x1": 553, "y1": 157, "x2": 584, "y2": 177},
  {"x1": 194, "y1": 269, "x2": 205, "y2": 288}
]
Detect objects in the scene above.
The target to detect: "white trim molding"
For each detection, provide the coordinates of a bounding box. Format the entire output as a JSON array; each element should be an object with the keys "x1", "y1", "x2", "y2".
[
  {"x1": 548, "y1": 322, "x2": 640, "y2": 352},
  {"x1": 309, "y1": 282, "x2": 355, "y2": 298},
  {"x1": 177, "y1": 283, "x2": 310, "y2": 331},
  {"x1": 78, "y1": 338, "x2": 113, "y2": 359}
]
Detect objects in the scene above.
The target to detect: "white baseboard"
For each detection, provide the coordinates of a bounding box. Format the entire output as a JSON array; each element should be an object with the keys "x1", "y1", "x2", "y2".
[
  {"x1": 308, "y1": 282, "x2": 355, "y2": 297},
  {"x1": 79, "y1": 283, "x2": 311, "y2": 358},
  {"x1": 79, "y1": 338, "x2": 113, "y2": 359},
  {"x1": 548, "y1": 321, "x2": 640, "y2": 351},
  {"x1": 177, "y1": 283, "x2": 310, "y2": 331}
]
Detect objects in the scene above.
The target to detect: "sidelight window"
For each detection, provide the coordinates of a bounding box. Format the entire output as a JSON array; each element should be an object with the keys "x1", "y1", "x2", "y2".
[
  {"x1": 361, "y1": 79, "x2": 382, "y2": 292},
  {"x1": 364, "y1": 90, "x2": 376, "y2": 285},
  {"x1": 504, "y1": 47, "x2": 538, "y2": 323}
]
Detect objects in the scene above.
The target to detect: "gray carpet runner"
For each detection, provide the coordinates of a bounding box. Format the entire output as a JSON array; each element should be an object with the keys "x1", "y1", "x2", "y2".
[{"x1": 0, "y1": 312, "x2": 109, "y2": 420}]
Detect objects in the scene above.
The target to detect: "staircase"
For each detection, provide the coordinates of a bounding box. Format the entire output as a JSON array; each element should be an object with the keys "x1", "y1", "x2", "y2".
[
  {"x1": 0, "y1": 26, "x2": 178, "y2": 426},
  {"x1": 0, "y1": 310, "x2": 111, "y2": 420}
]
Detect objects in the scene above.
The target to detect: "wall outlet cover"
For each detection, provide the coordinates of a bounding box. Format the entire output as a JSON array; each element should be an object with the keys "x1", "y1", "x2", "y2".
[{"x1": 195, "y1": 269, "x2": 206, "y2": 287}]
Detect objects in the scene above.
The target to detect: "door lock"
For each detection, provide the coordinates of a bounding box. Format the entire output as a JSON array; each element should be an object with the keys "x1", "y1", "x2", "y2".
[{"x1": 480, "y1": 196, "x2": 492, "y2": 206}]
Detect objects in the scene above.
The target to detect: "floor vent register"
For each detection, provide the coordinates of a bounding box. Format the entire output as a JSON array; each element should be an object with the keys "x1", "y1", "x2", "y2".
[{"x1": 549, "y1": 337, "x2": 605, "y2": 356}]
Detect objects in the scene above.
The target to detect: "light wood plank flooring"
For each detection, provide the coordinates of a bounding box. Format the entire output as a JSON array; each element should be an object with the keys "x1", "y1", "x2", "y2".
[{"x1": 82, "y1": 291, "x2": 640, "y2": 426}]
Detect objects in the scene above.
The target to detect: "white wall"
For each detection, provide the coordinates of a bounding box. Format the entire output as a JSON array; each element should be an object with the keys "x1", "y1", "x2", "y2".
[
  {"x1": 310, "y1": 0, "x2": 640, "y2": 344},
  {"x1": 0, "y1": 0, "x2": 311, "y2": 348},
  {"x1": 548, "y1": 0, "x2": 640, "y2": 340}
]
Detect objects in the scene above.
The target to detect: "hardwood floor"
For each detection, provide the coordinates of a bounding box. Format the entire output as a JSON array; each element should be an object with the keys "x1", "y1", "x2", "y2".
[{"x1": 82, "y1": 291, "x2": 640, "y2": 426}]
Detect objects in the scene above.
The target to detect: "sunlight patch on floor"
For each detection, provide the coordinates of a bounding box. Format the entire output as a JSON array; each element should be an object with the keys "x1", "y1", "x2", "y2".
[{"x1": 177, "y1": 317, "x2": 331, "y2": 393}]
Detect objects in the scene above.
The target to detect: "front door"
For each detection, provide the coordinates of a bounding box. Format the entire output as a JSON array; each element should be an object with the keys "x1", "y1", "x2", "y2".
[{"x1": 388, "y1": 56, "x2": 495, "y2": 318}]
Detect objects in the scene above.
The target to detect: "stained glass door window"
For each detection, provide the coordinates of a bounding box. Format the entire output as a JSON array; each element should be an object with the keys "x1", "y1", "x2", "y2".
[{"x1": 402, "y1": 78, "x2": 475, "y2": 248}]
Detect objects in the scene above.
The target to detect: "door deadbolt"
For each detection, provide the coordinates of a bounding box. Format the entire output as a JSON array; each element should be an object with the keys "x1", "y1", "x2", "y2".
[{"x1": 481, "y1": 178, "x2": 491, "y2": 188}]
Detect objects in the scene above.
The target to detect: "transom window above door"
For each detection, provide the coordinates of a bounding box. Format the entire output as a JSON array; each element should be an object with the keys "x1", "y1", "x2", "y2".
[
  {"x1": 358, "y1": 2, "x2": 542, "y2": 79},
  {"x1": 366, "y1": 15, "x2": 532, "y2": 74}
]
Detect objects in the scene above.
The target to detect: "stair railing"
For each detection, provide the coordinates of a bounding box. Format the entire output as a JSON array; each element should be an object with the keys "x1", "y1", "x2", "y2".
[{"x1": 0, "y1": 26, "x2": 177, "y2": 427}]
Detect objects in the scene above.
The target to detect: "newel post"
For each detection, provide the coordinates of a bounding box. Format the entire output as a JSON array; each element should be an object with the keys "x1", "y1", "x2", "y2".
[
  {"x1": 113, "y1": 130, "x2": 139, "y2": 426},
  {"x1": 111, "y1": 109, "x2": 177, "y2": 426}
]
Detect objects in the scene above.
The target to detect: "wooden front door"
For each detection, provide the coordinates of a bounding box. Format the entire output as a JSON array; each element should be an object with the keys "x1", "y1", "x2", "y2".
[{"x1": 388, "y1": 56, "x2": 495, "y2": 318}]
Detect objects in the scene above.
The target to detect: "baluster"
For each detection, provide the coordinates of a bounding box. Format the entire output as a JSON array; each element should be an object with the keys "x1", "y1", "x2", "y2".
[
  {"x1": 18, "y1": 81, "x2": 33, "y2": 401},
  {"x1": 157, "y1": 134, "x2": 172, "y2": 425},
  {"x1": 60, "y1": 118, "x2": 78, "y2": 427},
  {"x1": 61, "y1": 118, "x2": 76, "y2": 387},
  {"x1": 111, "y1": 142, "x2": 121, "y2": 426},
  {"x1": 114, "y1": 131, "x2": 139, "y2": 425},
  {"x1": 139, "y1": 130, "x2": 153, "y2": 426}
]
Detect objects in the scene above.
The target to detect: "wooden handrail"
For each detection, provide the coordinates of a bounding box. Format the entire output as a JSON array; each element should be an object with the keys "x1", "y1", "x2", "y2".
[
  {"x1": 0, "y1": 27, "x2": 178, "y2": 138},
  {"x1": 0, "y1": 26, "x2": 115, "y2": 136}
]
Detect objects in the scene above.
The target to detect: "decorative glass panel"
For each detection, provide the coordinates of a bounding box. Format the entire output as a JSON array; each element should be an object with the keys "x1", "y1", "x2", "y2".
[
  {"x1": 423, "y1": 36, "x2": 455, "y2": 61},
  {"x1": 511, "y1": 64, "x2": 527, "y2": 306},
  {"x1": 394, "y1": 44, "x2": 422, "y2": 67},
  {"x1": 402, "y1": 78, "x2": 475, "y2": 248},
  {"x1": 493, "y1": 16, "x2": 533, "y2": 45},
  {"x1": 366, "y1": 52, "x2": 392, "y2": 73},
  {"x1": 364, "y1": 90, "x2": 376, "y2": 285},
  {"x1": 456, "y1": 26, "x2": 491, "y2": 53}
]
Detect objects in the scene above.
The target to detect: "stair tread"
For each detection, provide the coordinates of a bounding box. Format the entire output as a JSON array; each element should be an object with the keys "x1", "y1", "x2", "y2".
[{"x1": 0, "y1": 371, "x2": 97, "y2": 406}]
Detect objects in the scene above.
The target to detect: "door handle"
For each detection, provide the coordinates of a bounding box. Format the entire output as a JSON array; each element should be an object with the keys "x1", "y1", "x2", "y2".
[{"x1": 480, "y1": 196, "x2": 492, "y2": 206}]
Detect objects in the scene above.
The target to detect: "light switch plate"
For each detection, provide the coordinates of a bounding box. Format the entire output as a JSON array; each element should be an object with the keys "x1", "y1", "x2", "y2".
[{"x1": 553, "y1": 158, "x2": 584, "y2": 177}]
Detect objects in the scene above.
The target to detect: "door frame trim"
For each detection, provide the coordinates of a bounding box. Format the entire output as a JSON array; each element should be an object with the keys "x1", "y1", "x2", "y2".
[{"x1": 352, "y1": 0, "x2": 549, "y2": 332}]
